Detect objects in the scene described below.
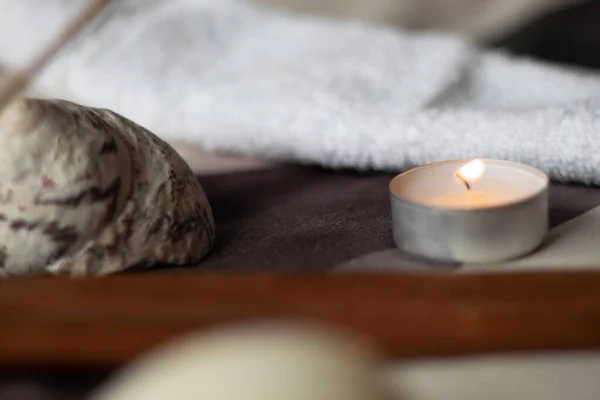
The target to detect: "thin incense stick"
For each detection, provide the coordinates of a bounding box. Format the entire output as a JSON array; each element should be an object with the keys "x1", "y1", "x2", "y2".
[{"x1": 0, "y1": 0, "x2": 112, "y2": 112}]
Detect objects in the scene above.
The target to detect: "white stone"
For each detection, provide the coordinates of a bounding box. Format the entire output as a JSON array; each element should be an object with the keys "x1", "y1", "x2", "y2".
[{"x1": 0, "y1": 98, "x2": 215, "y2": 276}]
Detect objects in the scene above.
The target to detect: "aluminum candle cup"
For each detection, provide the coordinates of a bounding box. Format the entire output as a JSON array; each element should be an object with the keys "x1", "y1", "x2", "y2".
[{"x1": 389, "y1": 159, "x2": 549, "y2": 263}]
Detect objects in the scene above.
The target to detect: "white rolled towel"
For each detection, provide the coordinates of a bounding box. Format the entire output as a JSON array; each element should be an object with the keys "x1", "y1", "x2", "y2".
[{"x1": 1, "y1": 0, "x2": 600, "y2": 183}]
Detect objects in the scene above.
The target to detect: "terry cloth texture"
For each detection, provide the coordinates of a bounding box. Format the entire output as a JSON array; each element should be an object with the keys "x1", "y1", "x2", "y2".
[{"x1": 2, "y1": 0, "x2": 600, "y2": 184}]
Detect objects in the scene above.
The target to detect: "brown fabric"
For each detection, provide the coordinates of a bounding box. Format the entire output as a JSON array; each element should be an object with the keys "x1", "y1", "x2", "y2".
[
  {"x1": 197, "y1": 166, "x2": 395, "y2": 271},
  {"x1": 547, "y1": 183, "x2": 600, "y2": 226},
  {"x1": 149, "y1": 165, "x2": 600, "y2": 272}
]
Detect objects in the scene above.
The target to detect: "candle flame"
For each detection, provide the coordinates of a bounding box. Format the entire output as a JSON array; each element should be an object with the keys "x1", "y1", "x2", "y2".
[
  {"x1": 457, "y1": 159, "x2": 485, "y2": 181},
  {"x1": 455, "y1": 159, "x2": 485, "y2": 190}
]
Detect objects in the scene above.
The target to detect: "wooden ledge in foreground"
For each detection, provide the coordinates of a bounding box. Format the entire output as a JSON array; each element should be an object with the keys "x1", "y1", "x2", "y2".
[{"x1": 0, "y1": 270, "x2": 599, "y2": 367}]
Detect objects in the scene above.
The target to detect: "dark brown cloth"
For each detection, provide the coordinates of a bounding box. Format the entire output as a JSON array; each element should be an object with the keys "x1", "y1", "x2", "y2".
[
  {"x1": 197, "y1": 166, "x2": 395, "y2": 270},
  {"x1": 184, "y1": 165, "x2": 600, "y2": 271}
]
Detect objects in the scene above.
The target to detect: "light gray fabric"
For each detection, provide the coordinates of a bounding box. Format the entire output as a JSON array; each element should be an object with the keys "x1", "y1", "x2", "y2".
[
  {"x1": 2, "y1": 0, "x2": 600, "y2": 183},
  {"x1": 386, "y1": 352, "x2": 600, "y2": 400}
]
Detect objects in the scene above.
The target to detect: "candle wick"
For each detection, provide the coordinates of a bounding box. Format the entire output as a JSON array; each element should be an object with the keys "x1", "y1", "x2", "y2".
[{"x1": 455, "y1": 173, "x2": 472, "y2": 192}]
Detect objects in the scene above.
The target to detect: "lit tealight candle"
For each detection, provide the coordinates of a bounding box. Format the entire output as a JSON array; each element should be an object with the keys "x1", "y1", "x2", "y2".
[{"x1": 389, "y1": 159, "x2": 549, "y2": 263}]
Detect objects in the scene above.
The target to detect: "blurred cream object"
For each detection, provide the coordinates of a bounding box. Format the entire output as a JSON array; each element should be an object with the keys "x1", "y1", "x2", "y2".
[
  {"x1": 89, "y1": 321, "x2": 388, "y2": 400},
  {"x1": 253, "y1": 0, "x2": 579, "y2": 41},
  {"x1": 88, "y1": 319, "x2": 600, "y2": 400}
]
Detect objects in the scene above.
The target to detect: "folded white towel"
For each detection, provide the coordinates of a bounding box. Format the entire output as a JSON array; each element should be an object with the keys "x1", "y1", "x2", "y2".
[{"x1": 2, "y1": 0, "x2": 600, "y2": 183}]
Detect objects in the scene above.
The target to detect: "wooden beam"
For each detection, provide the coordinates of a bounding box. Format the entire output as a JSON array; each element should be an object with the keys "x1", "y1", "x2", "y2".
[{"x1": 0, "y1": 271, "x2": 599, "y2": 367}]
